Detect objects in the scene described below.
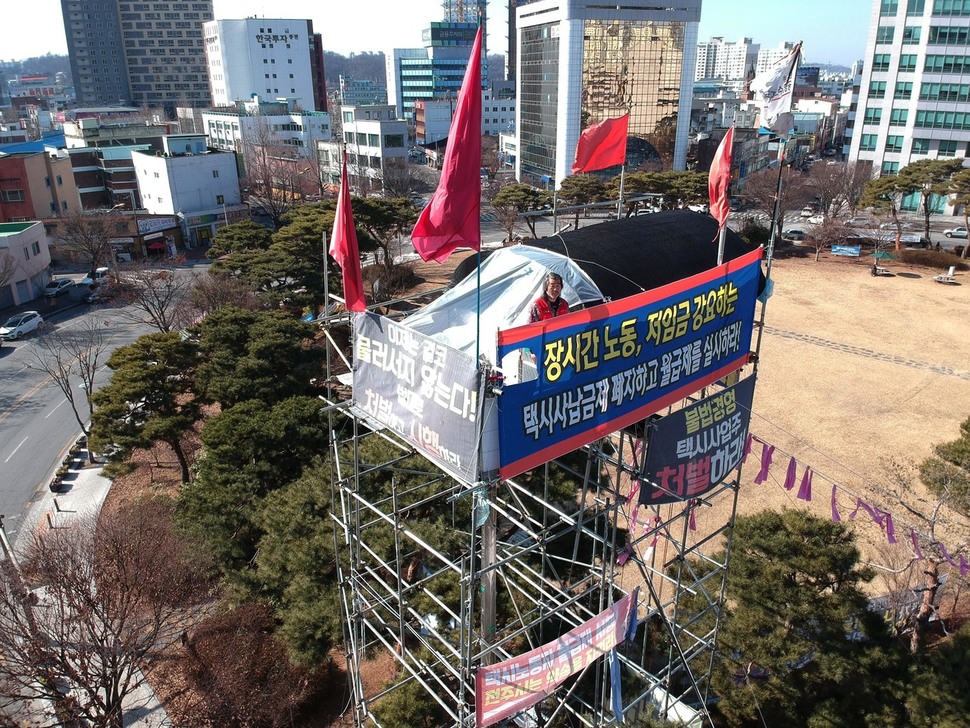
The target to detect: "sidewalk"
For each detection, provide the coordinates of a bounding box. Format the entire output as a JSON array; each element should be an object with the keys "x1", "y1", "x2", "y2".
[{"x1": 15, "y1": 463, "x2": 173, "y2": 728}]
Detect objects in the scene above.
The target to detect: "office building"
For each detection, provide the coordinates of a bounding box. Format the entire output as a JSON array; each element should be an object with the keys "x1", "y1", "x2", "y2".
[
  {"x1": 515, "y1": 0, "x2": 700, "y2": 185},
  {"x1": 847, "y1": 0, "x2": 970, "y2": 178},
  {"x1": 386, "y1": 22, "x2": 481, "y2": 120},
  {"x1": 317, "y1": 105, "x2": 407, "y2": 195},
  {"x1": 60, "y1": 0, "x2": 213, "y2": 113},
  {"x1": 203, "y1": 18, "x2": 327, "y2": 111},
  {"x1": 695, "y1": 37, "x2": 760, "y2": 81}
]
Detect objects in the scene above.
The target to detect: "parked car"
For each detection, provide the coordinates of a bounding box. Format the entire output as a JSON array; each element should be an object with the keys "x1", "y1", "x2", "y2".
[
  {"x1": 799, "y1": 206, "x2": 816, "y2": 218},
  {"x1": 807, "y1": 215, "x2": 824, "y2": 225},
  {"x1": 843, "y1": 217, "x2": 874, "y2": 228},
  {"x1": 43, "y1": 278, "x2": 74, "y2": 297},
  {"x1": 783, "y1": 229, "x2": 807, "y2": 242},
  {"x1": 879, "y1": 221, "x2": 916, "y2": 231},
  {"x1": 80, "y1": 266, "x2": 110, "y2": 286},
  {"x1": 0, "y1": 311, "x2": 44, "y2": 340},
  {"x1": 944, "y1": 226, "x2": 968, "y2": 238},
  {"x1": 687, "y1": 202, "x2": 709, "y2": 214}
]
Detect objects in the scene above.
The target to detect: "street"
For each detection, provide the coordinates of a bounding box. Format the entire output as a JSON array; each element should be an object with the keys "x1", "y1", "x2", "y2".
[{"x1": 0, "y1": 299, "x2": 155, "y2": 547}]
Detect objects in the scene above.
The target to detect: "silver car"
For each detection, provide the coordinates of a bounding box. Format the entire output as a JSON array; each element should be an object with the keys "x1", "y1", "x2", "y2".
[{"x1": 0, "y1": 311, "x2": 44, "y2": 340}]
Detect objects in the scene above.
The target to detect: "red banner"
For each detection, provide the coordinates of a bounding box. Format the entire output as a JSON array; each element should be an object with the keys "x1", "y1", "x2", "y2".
[{"x1": 475, "y1": 591, "x2": 637, "y2": 727}]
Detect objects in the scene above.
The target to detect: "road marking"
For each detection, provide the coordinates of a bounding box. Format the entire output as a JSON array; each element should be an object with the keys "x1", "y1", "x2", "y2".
[
  {"x1": 44, "y1": 399, "x2": 67, "y2": 419},
  {"x1": 4, "y1": 436, "x2": 28, "y2": 463}
]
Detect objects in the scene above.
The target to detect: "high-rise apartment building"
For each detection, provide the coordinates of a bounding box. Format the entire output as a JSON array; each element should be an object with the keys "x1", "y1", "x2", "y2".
[
  {"x1": 515, "y1": 0, "x2": 700, "y2": 185},
  {"x1": 60, "y1": 0, "x2": 213, "y2": 113},
  {"x1": 695, "y1": 37, "x2": 760, "y2": 81},
  {"x1": 847, "y1": 0, "x2": 970, "y2": 176},
  {"x1": 203, "y1": 18, "x2": 327, "y2": 111}
]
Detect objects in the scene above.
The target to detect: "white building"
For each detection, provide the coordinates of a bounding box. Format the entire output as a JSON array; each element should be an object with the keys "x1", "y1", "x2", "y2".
[
  {"x1": 756, "y1": 43, "x2": 798, "y2": 76},
  {"x1": 133, "y1": 134, "x2": 242, "y2": 249},
  {"x1": 203, "y1": 18, "x2": 326, "y2": 111},
  {"x1": 318, "y1": 105, "x2": 408, "y2": 195},
  {"x1": 415, "y1": 87, "x2": 516, "y2": 145},
  {"x1": 0, "y1": 222, "x2": 52, "y2": 306},
  {"x1": 847, "y1": 0, "x2": 970, "y2": 184},
  {"x1": 695, "y1": 37, "x2": 760, "y2": 82},
  {"x1": 202, "y1": 97, "x2": 331, "y2": 160}
]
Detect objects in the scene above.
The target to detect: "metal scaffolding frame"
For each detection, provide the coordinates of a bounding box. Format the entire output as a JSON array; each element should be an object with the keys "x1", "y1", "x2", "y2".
[{"x1": 322, "y1": 299, "x2": 751, "y2": 727}]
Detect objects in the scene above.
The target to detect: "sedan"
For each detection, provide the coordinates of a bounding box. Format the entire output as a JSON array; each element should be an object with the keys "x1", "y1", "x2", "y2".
[
  {"x1": 43, "y1": 278, "x2": 74, "y2": 297},
  {"x1": 0, "y1": 311, "x2": 44, "y2": 340},
  {"x1": 783, "y1": 229, "x2": 807, "y2": 242},
  {"x1": 944, "y1": 226, "x2": 968, "y2": 239}
]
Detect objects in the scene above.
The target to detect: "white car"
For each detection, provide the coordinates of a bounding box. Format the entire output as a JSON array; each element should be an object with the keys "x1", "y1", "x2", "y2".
[
  {"x1": 0, "y1": 311, "x2": 44, "y2": 340},
  {"x1": 80, "y1": 266, "x2": 110, "y2": 286},
  {"x1": 687, "y1": 203, "x2": 709, "y2": 214},
  {"x1": 807, "y1": 215, "x2": 824, "y2": 225},
  {"x1": 944, "y1": 226, "x2": 968, "y2": 239},
  {"x1": 43, "y1": 278, "x2": 74, "y2": 297}
]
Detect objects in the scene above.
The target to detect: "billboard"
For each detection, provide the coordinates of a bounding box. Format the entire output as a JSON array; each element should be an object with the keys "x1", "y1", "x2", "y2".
[
  {"x1": 353, "y1": 312, "x2": 481, "y2": 483},
  {"x1": 495, "y1": 248, "x2": 762, "y2": 479},
  {"x1": 475, "y1": 590, "x2": 638, "y2": 727},
  {"x1": 638, "y1": 375, "x2": 756, "y2": 505}
]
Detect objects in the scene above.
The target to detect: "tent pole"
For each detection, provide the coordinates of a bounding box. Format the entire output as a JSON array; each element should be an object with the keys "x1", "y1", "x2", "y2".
[{"x1": 617, "y1": 164, "x2": 626, "y2": 220}]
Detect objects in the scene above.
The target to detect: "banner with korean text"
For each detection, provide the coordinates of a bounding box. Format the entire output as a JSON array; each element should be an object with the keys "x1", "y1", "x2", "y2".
[
  {"x1": 638, "y1": 375, "x2": 756, "y2": 505},
  {"x1": 475, "y1": 590, "x2": 638, "y2": 727},
  {"x1": 496, "y1": 248, "x2": 762, "y2": 479},
  {"x1": 352, "y1": 312, "x2": 481, "y2": 483}
]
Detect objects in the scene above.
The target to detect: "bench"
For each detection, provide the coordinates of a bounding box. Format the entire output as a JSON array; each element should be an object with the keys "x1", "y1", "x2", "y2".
[
  {"x1": 933, "y1": 266, "x2": 957, "y2": 284},
  {"x1": 870, "y1": 265, "x2": 891, "y2": 276}
]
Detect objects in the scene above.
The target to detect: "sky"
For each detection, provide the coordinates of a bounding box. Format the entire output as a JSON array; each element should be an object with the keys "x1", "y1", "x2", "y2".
[{"x1": 1, "y1": 0, "x2": 870, "y2": 67}]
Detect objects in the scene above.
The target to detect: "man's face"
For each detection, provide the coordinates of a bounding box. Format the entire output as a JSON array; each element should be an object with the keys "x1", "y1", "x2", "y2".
[{"x1": 545, "y1": 277, "x2": 562, "y2": 298}]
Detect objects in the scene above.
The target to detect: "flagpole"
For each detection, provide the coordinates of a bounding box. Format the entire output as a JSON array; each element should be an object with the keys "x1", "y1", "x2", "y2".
[
  {"x1": 552, "y1": 187, "x2": 558, "y2": 235},
  {"x1": 616, "y1": 164, "x2": 626, "y2": 220}
]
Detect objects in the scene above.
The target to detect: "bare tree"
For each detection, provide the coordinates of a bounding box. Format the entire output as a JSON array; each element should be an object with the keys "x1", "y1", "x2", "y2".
[
  {"x1": 741, "y1": 166, "x2": 814, "y2": 242},
  {"x1": 805, "y1": 218, "x2": 848, "y2": 262},
  {"x1": 0, "y1": 250, "x2": 16, "y2": 291},
  {"x1": 185, "y1": 272, "x2": 260, "y2": 321},
  {"x1": 55, "y1": 210, "x2": 125, "y2": 276},
  {"x1": 119, "y1": 265, "x2": 194, "y2": 333},
  {"x1": 0, "y1": 501, "x2": 214, "y2": 728},
  {"x1": 243, "y1": 115, "x2": 309, "y2": 229},
  {"x1": 29, "y1": 320, "x2": 115, "y2": 448}
]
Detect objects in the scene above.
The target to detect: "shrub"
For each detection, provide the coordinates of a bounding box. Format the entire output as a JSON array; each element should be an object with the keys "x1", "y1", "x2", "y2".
[
  {"x1": 372, "y1": 263, "x2": 419, "y2": 300},
  {"x1": 897, "y1": 249, "x2": 969, "y2": 270}
]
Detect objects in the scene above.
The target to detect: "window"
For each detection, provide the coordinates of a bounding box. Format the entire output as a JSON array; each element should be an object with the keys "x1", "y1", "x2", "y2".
[
  {"x1": 383, "y1": 134, "x2": 405, "y2": 148},
  {"x1": 216, "y1": 194, "x2": 224, "y2": 204},
  {"x1": 0, "y1": 189, "x2": 24, "y2": 202},
  {"x1": 908, "y1": 0, "x2": 925, "y2": 13},
  {"x1": 938, "y1": 139, "x2": 958, "y2": 156},
  {"x1": 925, "y1": 54, "x2": 970, "y2": 72},
  {"x1": 212, "y1": 170, "x2": 219, "y2": 178},
  {"x1": 899, "y1": 54, "x2": 918, "y2": 71},
  {"x1": 920, "y1": 82, "x2": 970, "y2": 100},
  {"x1": 869, "y1": 80, "x2": 887, "y2": 98},
  {"x1": 912, "y1": 138, "x2": 931, "y2": 154},
  {"x1": 903, "y1": 26, "x2": 922, "y2": 43},
  {"x1": 23, "y1": 248, "x2": 30, "y2": 261},
  {"x1": 933, "y1": 0, "x2": 970, "y2": 15},
  {"x1": 860, "y1": 134, "x2": 879, "y2": 151},
  {"x1": 881, "y1": 0, "x2": 899, "y2": 13},
  {"x1": 45, "y1": 176, "x2": 51, "y2": 187},
  {"x1": 882, "y1": 161, "x2": 900, "y2": 175},
  {"x1": 56, "y1": 175, "x2": 63, "y2": 186},
  {"x1": 915, "y1": 109, "x2": 970, "y2": 128},
  {"x1": 894, "y1": 81, "x2": 914, "y2": 99},
  {"x1": 872, "y1": 53, "x2": 892, "y2": 71},
  {"x1": 890, "y1": 108, "x2": 909, "y2": 125},
  {"x1": 929, "y1": 25, "x2": 970, "y2": 43},
  {"x1": 864, "y1": 107, "x2": 883, "y2": 124},
  {"x1": 61, "y1": 201, "x2": 67, "y2": 211},
  {"x1": 885, "y1": 135, "x2": 905, "y2": 152},
  {"x1": 31, "y1": 241, "x2": 40, "y2": 255},
  {"x1": 368, "y1": 133, "x2": 379, "y2": 146},
  {"x1": 877, "y1": 26, "x2": 895, "y2": 43}
]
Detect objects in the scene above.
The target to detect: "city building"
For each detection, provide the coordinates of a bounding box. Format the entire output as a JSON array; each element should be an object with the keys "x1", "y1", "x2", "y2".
[
  {"x1": 386, "y1": 22, "x2": 482, "y2": 120},
  {"x1": 60, "y1": 0, "x2": 213, "y2": 113},
  {"x1": 317, "y1": 105, "x2": 408, "y2": 195},
  {"x1": 695, "y1": 37, "x2": 760, "y2": 82},
  {"x1": 133, "y1": 133, "x2": 242, "y2": 248},
  {"x1": 414, "y1": 86, "x2": 515, "y2": 144},
  {"x1": 756, "y1": 42, "x2": 798, "y2": 75},
  {"x1": 338, "y1": 76, "x2": 388, "y2": 107},
  {"x1": 0, "y1": 149, "x2": 81, "y2": 222},
  {"x1": 203, "y1": 18, "x2": 327, "y2": 111},
  {"x1": 0, "y1": 222, "x2": 52, "y2": 307},
  {"x1": 847, "y1": 0, "x2": 970, "y2": 186},
  {"x1": 515, "y1": 0, "x2": 700, "y2": 186}
]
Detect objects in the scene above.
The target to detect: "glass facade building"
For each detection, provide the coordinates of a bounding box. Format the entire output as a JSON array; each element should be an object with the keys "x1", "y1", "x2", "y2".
[{"x1": 515, "y1": 0, "x2": 700, "y2": 185}]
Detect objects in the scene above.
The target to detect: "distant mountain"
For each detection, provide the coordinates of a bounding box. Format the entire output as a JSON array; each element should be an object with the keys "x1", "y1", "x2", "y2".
[
  {"x1": 4, "y1": 54, "x2": 72, "y2": 82},
  {"x1": 323, "y1": 52, "x2": 386, "y2": 86}
]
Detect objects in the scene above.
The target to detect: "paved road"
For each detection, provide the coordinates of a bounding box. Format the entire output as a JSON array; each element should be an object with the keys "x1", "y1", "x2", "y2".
[{"x1": 0, "y1": 303, "x2": 152, "y2": 546}]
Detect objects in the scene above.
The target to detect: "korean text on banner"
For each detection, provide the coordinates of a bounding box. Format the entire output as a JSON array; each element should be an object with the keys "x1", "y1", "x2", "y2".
[
  {"x1": 475, "y1": 590, "x2": 638, "y2": 727},
  {"x1": 495, "y1": 248, "x2": 762, "y2": 480},
  {"x1": 353, "y1": 312, "x2": 481, "y2": 483},
  {"x1": 639, "y1": 375, "x2": 756, "y2": 505}
]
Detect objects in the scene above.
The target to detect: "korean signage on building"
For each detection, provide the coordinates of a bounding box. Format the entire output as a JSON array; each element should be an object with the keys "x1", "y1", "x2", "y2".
[
  {"x1": 137, "y1": 216, "x2": 178, "y2": 235},
  {"x1": 638, "y1": 375, "x2": 756, "y2": 505},
  {"x1": 475, "y1": 590, "x2": 638, "y2": 727},
  {"x1": 353, "y1": 312, "x2": 481, "y2": 484},
  {"x1": 495, "y1": 248, "x2": 762, "y2": 479}
]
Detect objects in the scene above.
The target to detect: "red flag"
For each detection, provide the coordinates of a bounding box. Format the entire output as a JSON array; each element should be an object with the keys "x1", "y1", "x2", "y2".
[
  {"x1": 411, "y1": 26, "x2": 482, "y2": 263},
  {"x1": 571, "y1": 113, "x2": 629, "y2": 174},
  {"x1": 708, "y1": 125, "x2": 734, "y2": 232},
  {"x1": 329, "y1": 152, "x2": 366, "y2": 312}
]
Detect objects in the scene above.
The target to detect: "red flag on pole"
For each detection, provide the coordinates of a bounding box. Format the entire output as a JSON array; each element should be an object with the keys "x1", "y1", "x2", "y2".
[
  {"x1": 329, "y1": 151, "x2": 366, "y2": 312},
  {"x1": 708, "y1": 125, "x2": 734, "y2": 232},
  {"x1": 411, "y1": 26, "x2": 483, "y2": 263},
  {"x1": 571, "y1": 113, "x2": 629, "y2": 174}
]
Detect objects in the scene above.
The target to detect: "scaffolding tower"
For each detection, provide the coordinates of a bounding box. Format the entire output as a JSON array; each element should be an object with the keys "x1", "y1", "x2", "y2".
[{"x1": 324, "y1": 301, "x2": 753, "y2": 727}]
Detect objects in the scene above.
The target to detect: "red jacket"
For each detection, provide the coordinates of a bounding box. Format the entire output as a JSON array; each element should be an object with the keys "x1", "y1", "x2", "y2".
[{"x1": 529, "y1": 295, "x2": 569, "y2": 323}]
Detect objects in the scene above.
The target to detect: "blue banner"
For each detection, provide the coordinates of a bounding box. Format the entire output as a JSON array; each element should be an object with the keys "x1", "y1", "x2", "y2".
[
  {"x1": 495, "y1": 248, "x2": 762, "y2": 479},
  {"x1": 639, "y1": 375, "x2": 756, "y2": 505}
]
